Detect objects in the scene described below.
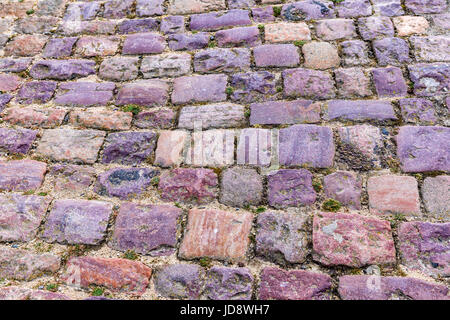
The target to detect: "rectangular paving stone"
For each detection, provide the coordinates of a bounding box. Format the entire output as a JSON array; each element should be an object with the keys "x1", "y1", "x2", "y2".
[
  {"x1": 250, "y1": 100, "x2": 320, "y2": 125},
  {"x1": 205, "y1": 266, "x2": 253, "y2": 300},
  {"x1": 0, "y1": 160, "x2": 46, "y2": 192},
  {"x1": 194, "y1": 48, "x2": 250, "y2": 73},
  {"x1": 137, "y1": 0, "x2": 165, "y2": 16},
  {"x1": 168, "y1": 0, "x2": 226, "y2": 14},
  {"x1": 396, "y1": 126, "x2": 450, "y2": 172},
  {"x1": 55, "y1": 82, "x2": 115, "y2": 107},
  {"x1": 118, "y1": 18, "x2": 160, "y2": 34},
  {"x1": 135, "y1": 108, "x2": 177, "y2": 129},
  {"x1": 142, "y1": 53, "x2": 191, "y2": 78},
  {"x1": 327, "y1": 100, "x2": 396, "y2": 121},
  {"x1": 17, "y1": 81, "x2": 57, "y2": 104},
  {"x1": 42, "y1": 199, "x2": 113, "y2": 245},
  {"x1": 179, "y1": 209, "x2": 252, "y2": 262},
  {"x1": 178, "y1": 103, "x2": 245, "y2": 129},
  {"x1": 64, "y1": 1, "x2": 100, "y2": 20},
  {"x1": 215, "y1": 26, "x2": 261, "y2": 47},
  {"x1": 339, "y1": 275, "x2": 449, "y2": 300},
  {"x1": 48, "y1": 164, "x2": 96, "y2": 196},
  {"x1": 256, "y1": 211, "x2": 309, "y2": 264},
  {"x1": 316, "y1": 19, "x2": 356, "y2": 40},
  {"x1": 408, "y1": 63, "x2": 450, "y2": 97},
  {"x1": 62, "y1": 256, "x2": 152, "y2": 295},
  {"x1": 2, "y1": 107, "x2": 67, "y2": 129},
  {"x1": 253, "y1": 44, "x2": 300, "y2": 67},
  {"x1": 283, "y1": 68, "x2": 335, "y2": 99},
  {"x1": 95, "y1": 167, "x2": 159, "y2": 200},
  {"x1": 422, "y1": 176, "x2": 449, "y2": 219},
  {"x1": 399, "y1": 98, "x2": 437, "y2": 124},
  {"x1": 109, "y1": 202, "x2": 182, "y2": 256},
  {"x1": 103, "y1": 0, "x2": 134, "y2": 19},
  {"x1": 190, "y1": 9, "x2": 251, "y2": 31},
  {"x1": 122, "y1": 33, "x2": 166, "y2": 55},
  {"x1": 237, "y1": 128, "x2": 273, "y2": 167},
  {"x1": 154, "y1": 130, "x2": 189, "y2": 167},
  {"x1": 372, "y1": 0, "x2": 404, "y2": 16},
  {"x1": 393, "y1": 16, "x2": 429, "y2": 36},
  {"x1": 259, "y1": 267, "x2": 332, "y2": 300},
  {"x1": 358, "y1": 16, "x2": 394, "y2": 40},
  {"x1": 69, "y1": 109, "x2": 132, "y2": 131},
  {"x1": 102, "y1": 131, "x2": 157, "y2": 165},
  {"x1": 116, "y1": 80, "x2": 169, "y2": 107},
  {"x1": 338, "y1": 124, "x2": 384, "y2": 170},
  {"x1": 43, "y1": 37, "x2": 78, "y2": 58},
  {"x1": 230, "y1": 71, "x2": 279, "y2": 103},
  {"x1": 0, "y1": 287, "x2": 69, "y2": 300},
  {"x1": 0, "y1": 194, "x2": 51, "y2": 242},
  {"x1": 324, "y1": 171, "x2": 362, "y2": 210},
  {"x1": 158, "y1": 168, "x2": 218, "y2": 204},
  {"x1": 405, "y1": 0, "x2": 447, "y2": 14},
  {"x1": 168, "y1": 32, "x2": 210, "y2": 51},
  {"x1": 185, "y1": 129, "x2": 235, "y2": 167},
  {"x1": 30, "y1": 59, "x2": 96, "y2": 80},
  {"x1": 368, "y1": 175, "x2": 421, "y2": 215},
  {"x1": 219, "y1": 167, "x2": 263, "y2": 207},
  {"x1": 313, "y1": 212, "x2": 396, "y2": 267},
  {"x1": 335, "y1": 67, "x2": 372, "y2": 97},
  {"x1": 279, "y1": 124, "x2": 335, "y2": 168},
  {"x1": 0, "y1": 247, "x2": 60, "y2": 281},
  {"x1": 0, "y1": 58, "x2": 32, "y2": 73},
  {"x1": 411, "y1": 36, "x2": 450, "y2": 62},
  {"x1": 399, "y1": 221, "x2": 449, "y2": 278},
  {"x1": 75, "y1": 36, "x2": 120, "y2": 57},
  {"x1": 280, "y1": 1, "x2": 336, "y2": 21},
  {"x1": 99, "y1": 57, "x2": 140, "y2": 81},
  {"x1": 161, "y1": 15, "x2": 185, "y2": 34},
  {"x1": 264, "y1": 22, "x2": 311, "y2": 43},
  {"x1": 0, "y1": 74, "x2": 22, "y2": 92},
  {"x1": 36, "y1": 129, "x2": 105, "y2": 164},
  {"x1": 372, "y1": 67, "x2": 408, "y2": 98},
  {"x1": 154, "y1": 263, "x2": 204, "y2": 299},
  {"x1": 0, "y1": 127, "x2": 37, "y2": 154},
  {"x1": 4, "y1": 35, "x2": 48, "y2": 57},
  {"x1": 172, "y1": 74, "x2": 227, "y2": 105},
  {"x1": 267, "y1": 169, "x2": 316, "y2": 208}
]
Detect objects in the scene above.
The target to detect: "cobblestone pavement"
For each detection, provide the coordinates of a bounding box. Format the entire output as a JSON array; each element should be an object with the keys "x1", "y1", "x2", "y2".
[{"x1": 0, "y1": 0, "x2": 448, "y2": 300}]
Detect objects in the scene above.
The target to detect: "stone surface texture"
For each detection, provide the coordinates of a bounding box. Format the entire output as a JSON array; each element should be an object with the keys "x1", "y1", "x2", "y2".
[{"x1": 0, "y1": 0, "x2": 447, "y2": 301}]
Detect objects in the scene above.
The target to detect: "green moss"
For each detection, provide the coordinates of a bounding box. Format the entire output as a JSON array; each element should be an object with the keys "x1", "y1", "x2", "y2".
[
  {"x1": 293, "y1": 40, "x2": 307, "y2": 47},
  {"x1": 273, "y1": 6, "x2": 282, "y2": 17},
  {"x1": 91, "y1": 287, "x2": 104, "y2": 297},
  {"x1": 26, "y1": 9, "x2": 35, "y2": 15},
  {"x1": 198, "y1": 257, "x2": 212, "y2": 268},
  {"x1": 225, "y1": 86, "x2": 234, "y2": 95},
  {"x1": 38, "y1": 192, "x2": 48, "y2": 196},
  {"x1": 45, "y1": 283, "x2": 58, "y2": 292},
  {"x1": 389, "y1": 213, "x2": 407, "y2": 229},
  {"x1": 322, "y1": 199, "x2": 342, "y2": 212},
  {"x1": 150, "y1": 176, "x2": 160, "y2": 186},
  {"x1": 244, "y1": 109, "x2": 251, "y2": 118},
  {"x1": 276, "y1": 86, "x2": 283, "y2": 93},
  {"x1": 123, "y1": 250, "x2": 138, "y2": 260},
  {"x1": 208, "y1": 40, "x2": 217, "y2": 48},
  {"x1": 23, "y1": 190, "x2": 35, "y2": 195},
  {"x1": 257, "y1": 24, "x2": 265, "y2": 32},
  {"x1": 255, "y1": 206, "x2": 266, "y2": 213},
  {"x1": 331, "y1": 0, "x2": 344, "y2": 3},
  {"x1": 312, "y1": 179, "x2": 322, "y2": 193},
  {"x1": 121, "y1": 104, "x2": 141, "y2": 116},
  {"x1": 174, "y1": 202, "x2": 182, "y2": 208}
]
